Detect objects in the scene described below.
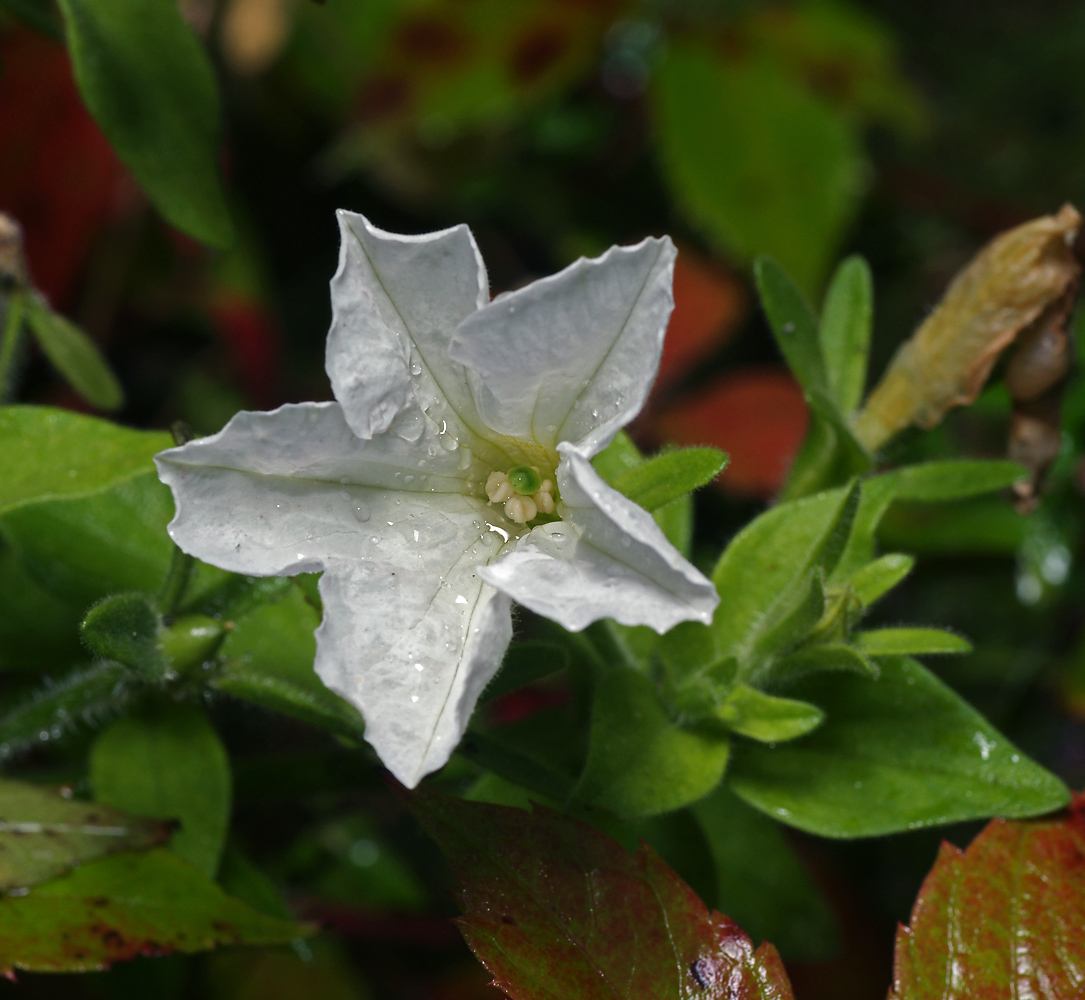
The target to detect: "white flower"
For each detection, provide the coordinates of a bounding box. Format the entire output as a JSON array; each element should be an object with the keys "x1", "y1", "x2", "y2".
[{"x1": 155, "y1": 213, "x2": 718, "y2": 786}]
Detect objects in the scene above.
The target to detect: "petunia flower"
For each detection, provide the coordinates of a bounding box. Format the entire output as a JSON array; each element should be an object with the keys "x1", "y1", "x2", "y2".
[{"x1": 155, "y1": 213, "x2": 718, "y2": 786}]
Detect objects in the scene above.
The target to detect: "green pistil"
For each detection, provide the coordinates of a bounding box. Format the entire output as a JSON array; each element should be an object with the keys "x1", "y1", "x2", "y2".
[{"x1": 507, "y1": 465, "x2": 542, "y2": 495}]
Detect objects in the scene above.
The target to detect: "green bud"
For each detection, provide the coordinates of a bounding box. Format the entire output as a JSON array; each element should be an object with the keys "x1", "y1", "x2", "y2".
[
  {"x1": 507, "y1": 465, "x2": 542, "y2": 495},
  {"x1": 158, "y1": 615, "x2": 226, "y2": 674}
]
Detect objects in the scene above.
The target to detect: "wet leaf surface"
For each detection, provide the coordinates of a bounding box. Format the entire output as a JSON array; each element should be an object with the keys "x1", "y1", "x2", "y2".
[
  {"x1": 408, "y1": 786, "x2": 796, "y2": 1000},
  {"x1": 0, "y1": 778, "x2": 173, "y2": 892},
  {"x1": 0, "y1": 848, "x2": 308, "y2": 973},
  {"x1": 890, "y1": 801, "x2": 1085, "y2": 999}
]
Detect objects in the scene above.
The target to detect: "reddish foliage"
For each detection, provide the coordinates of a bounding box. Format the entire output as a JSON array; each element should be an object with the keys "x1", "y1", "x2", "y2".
[
  {"x1": 408, "y1": 788, "x2": 795, "y2": 1000},
  {"x1": 652, "y1": 369, "x2": 808, "y2": 498},
  {"x1": 657, "y1": 249, "x2": 746, "y2": 390},
  {"x1": 209, "y1": 296, "x2": 282, "y2": 406},
  {"x1": 0, "y1": 27, "x2": 127, "y2": 306},
  {"x1": 889, "y1": 798, "x2": 1085, "y2": 999}
]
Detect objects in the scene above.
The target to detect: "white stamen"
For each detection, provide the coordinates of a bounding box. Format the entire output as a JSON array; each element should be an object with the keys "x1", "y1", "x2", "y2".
[
  {"x1": 534, "y1": 489, "x2": 556, "y2": 514},
  {"x1": 505, "y1": 495, "x2": 537, "y2": 523}
]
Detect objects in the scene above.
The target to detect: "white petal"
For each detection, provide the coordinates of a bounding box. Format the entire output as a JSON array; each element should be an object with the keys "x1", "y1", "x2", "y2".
[
  {"x1": 327, "y1": 212, "x2": 489, "y2": 444},
  {"x1": 449, "y1": 236, "x2": 676, "y2": 457},
  {"x1": 316, "y1": 548, "x2": 512, "y2": 788},
  {"x1": 478, "y1": 445, "x2": 718, "y2": 632},
  {"x1": 155, "y1": 402, "x2": 488, "y2": 577}
]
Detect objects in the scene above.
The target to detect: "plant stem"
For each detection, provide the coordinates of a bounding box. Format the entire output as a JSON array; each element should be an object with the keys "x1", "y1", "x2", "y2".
[
  {"x1": 0, "y1": 290, "x2": 26, "y2": 403},
  {"x1": 158, "y1": 546, "x2": 195, "y2": 618}
]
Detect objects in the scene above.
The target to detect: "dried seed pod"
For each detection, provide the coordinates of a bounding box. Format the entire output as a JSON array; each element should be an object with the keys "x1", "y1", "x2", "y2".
[{"x1": 854, "y1": 203, "x2": 1082, "y2": 451}]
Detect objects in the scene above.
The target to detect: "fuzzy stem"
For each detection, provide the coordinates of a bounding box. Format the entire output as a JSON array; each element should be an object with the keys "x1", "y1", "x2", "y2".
[{"x1": 0, "y1": 290, "x2": 26, "y2": 403}]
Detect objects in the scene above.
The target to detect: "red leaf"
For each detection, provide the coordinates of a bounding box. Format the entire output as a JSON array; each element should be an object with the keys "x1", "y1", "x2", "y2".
[
  {"x1": 650, "y1": 368, "x2": 808, "y2": 498},
  {"x1": 407, "y1": 787, "x2": 795, "y2": 1000},
  {"x1": 657, "y1": 249, "x2": 747, "y2": 390},
  {"x1": 890, "y1": 797, "x2": 1085, "y2": 999}
]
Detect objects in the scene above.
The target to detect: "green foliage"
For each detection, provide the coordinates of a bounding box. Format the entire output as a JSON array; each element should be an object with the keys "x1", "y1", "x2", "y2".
[
  {"x1": 0, "y1": 849, "x2": 307, "y2": 974},
  {"x1": 90, "y1": 704, "x2": 232, "y2": 877},
  {"x1": 211, "y1": 585, "x2": 366, "y2": 743},
  {"x1": 0, "y1": 778, "x2": 173, "y2": 891},
  {"x1": 654, "y1": 43, "x2": 865, "y2": 295},
  {"x1": 482, "y1": 641, "x2": 569, "y2": 703},
  {"x1": 58, "y1": 0, "x2": 233, "y2": 246},
  {"x1": 712, "y1": 684, "x2": 825, "y2": 744},
  {"x1": 691, "y1": 787, "x2": 836, "y2": 961},
  {"x1": 855, "y1": 627, "x2": 972, "y2": 656},
  {"x1": 408, "y1": 787, "x2": 795, "y2": 1000},
  {"x1": 0, "y1": 407, "x2": 170, "y2": 516},
  {"x1": 727, "y1": 657, "x2": 1069, "y2": 837},
  {"x1": 573, "y1": 667, "x2": 730, "y2": 818},
  {"x1": 81, "y1": 592, "x2": 166, "y2": 678},
  {"x1": 754, "y1": 257, "x2": 827, "y2": 395},
  {"x1": 22, "y1": 292, "x2": 123, "y2": 410},
  {"x1": 819, "y1": 255, "x2": 874, "y2": 415},
  {"x1": 608, "y1": 446, "x2": 727, "y2": 512}
]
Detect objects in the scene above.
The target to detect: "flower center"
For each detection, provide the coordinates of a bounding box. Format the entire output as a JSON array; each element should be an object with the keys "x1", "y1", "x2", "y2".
[{"x1": 485, "y1": 466, "x2": 557, "y2": 524}]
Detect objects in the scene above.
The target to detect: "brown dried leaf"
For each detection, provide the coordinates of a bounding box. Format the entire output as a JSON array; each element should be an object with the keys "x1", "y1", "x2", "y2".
[{"x1": 854, "y1": 204, "x2": 1081, "y2": 451}]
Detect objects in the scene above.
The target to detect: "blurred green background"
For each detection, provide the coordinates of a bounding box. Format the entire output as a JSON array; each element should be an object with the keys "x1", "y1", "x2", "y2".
[{"x1": 3, "y1": 1, "x2": 1085, "y2": 998}]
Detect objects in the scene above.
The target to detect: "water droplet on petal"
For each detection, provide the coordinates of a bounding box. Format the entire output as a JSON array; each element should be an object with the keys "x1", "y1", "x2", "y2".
[{"x1": 352, "y1": 503, "x2": 371, "y2": 522}]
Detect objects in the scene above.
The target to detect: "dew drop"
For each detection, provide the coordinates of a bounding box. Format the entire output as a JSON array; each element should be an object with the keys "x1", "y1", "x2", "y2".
[
  {"x1": 455, "y1": 595, "x2": 469, "y2": 605},
  {"x1": 404, "y1": 474, "x2": 415, "y2": 484},
  {"x1": 352, "y1": 502, "x2": 371, "y2": 522},
  {"x1": 410, "y1": 695, "x2": 419, "y2": 703},
  {"x1": 410, "y1": 361, "x2": 422, "y2": 376}
]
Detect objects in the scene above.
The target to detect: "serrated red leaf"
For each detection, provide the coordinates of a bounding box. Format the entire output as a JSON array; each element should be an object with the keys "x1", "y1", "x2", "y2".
[
  {"x1": 890, "y1": 798, "x2": 1085, "y2": 999},
  {"x1": 407, "y1": 787, "x2": 794, "y2": 1000}
]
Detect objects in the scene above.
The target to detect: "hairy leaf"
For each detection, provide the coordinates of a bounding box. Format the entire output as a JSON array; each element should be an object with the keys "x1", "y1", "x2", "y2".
[
  {"x1": 0, "y1": 848, "x2": 307, "y2": 973},
  {"x1": 609, "y1": 447, "x2": 727, "y2": 512},
  {"x1": 848, "y1": 552, "x2": 914, "y2": 606},
  {"x1": 407, "y1": 787, "x2": 796, "y2": 1000},
  {"x1": 754, "y1": 257, "x2": 826, "y2": 394},
  {"x1": 890, "y1": 805, "x2": 1085, "y2": 999},
  {"x1": 728, "y1": 657, "x2": 1068, "y2": 837},
  {"x1": 855, "y1": 628, "x2": 972, "y2": 656},
  {"x1": 90, "y1": 704, "x2": 231, "y2": 877},
  {"x1": 574, "y1": 668, "x2": 730, "y2": 818},
  {"x1": 0, "y1": 407, "x2": 169, "y2": 516},
  {"x1": 23, "y1": 293, "x2": 123, "y2": 410},
  {"x1": 0, "y1": 778, "x2": 172, "y2": 891},
  {"x1": 81, "y1": 592, "x2": 166, "y2": 678},
  {"x1": 715, "y1": 685, "x2": 824, "y2": 743},
  {"x1": 819, "y1": 255, "x2": 873, "y2": 414}
]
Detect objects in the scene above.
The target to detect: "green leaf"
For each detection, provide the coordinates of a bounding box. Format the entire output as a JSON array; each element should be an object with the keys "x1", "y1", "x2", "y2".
[
  {"x1": 835, "y1": 460, "x2": 1027, "y2": 577},
  {"x1": 0, "y1": 778, "x2": 173, "y2": 891},
  {"x1": 0, "y1": 406, "x2": 170, "y2": 516},
  {"x1": 590, "y1": 429, "x2": 643, "y2": 483},
  {"x1": 81, "y1": 592, "x2": 166, "y2": 678},
  {"x1": 573, "y1": 668, "x2": 730, "y2": 818},
  {"x1": 23, "y1": 293, "x2": 123, "y2": 410},
  {"x1": 728, "y1": 656, "x2": 1069, "y2": 837},
  {"x1": 772, "y1": 642, "x2": 877, "y2": 682},
  {"x1": 90, "y1": 704, "x2": 231, "y2": 877},
  {"x1": 483, "y1": 642, "x2": 569, "y2": 703},
  {"x1": 712, "y1": 481, "x2": 859, "y2": 670},
  {"x1": 889, "y1": 810, "x2": 1085, "y2": 1000},
  {"x1": 406, "y1": 787, "x2": 796, "y2": 1000},
  {"x1": 0, "y1": 661, "x2": 140, "y2": 759},
  {"x1": 1, "y1": 472, "x2": 174, "y2": 607},
  {"x1": 609, "y1": 447, "x2": 727, "y2": 512},
  {"x1": 779, "y1": 389, "x2": 871, "y2": 501},
  {"x1": 211, "y1": 586, "x2": 366, "y2": 743},
  {"x1": 58, "y1": 0, "x2": 233, "y2": 247},
  {"x1": 653, "y1": 494, "x2": 694, "y2": 557},
  {"x1": 691, "y1": 786, "x2": 836, "y2": 961},
  {"x1": 748, "y1": 569, "x2": 826, "y2": 666},
  {"x1": 665, "y1": 657, "x2": 738, "y2": 720},
  {"x1": 0, "y1": 848, "x2": 307, "y2": 974},
  {"x1": 715, "y1": 684, "x2": 824, "y2": 743},
  {"x1": 819, "y1": 255, "x2": 873, "y2": 415},
  {"x1": 855, "y1": 628, "x2": 972, "y2": 656},
  {"x1": 653, "y1": 43, "x2": 865, "y2": 295},
  {"x1": 754, "y1": 257, "x2": 826, "y2": 394},
  {"x1": 158, "y1": 615, "x2": 227, "y2": 673},
  {"x1": 848, "y1": 552, "x2": 914, "y2": 606}
]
